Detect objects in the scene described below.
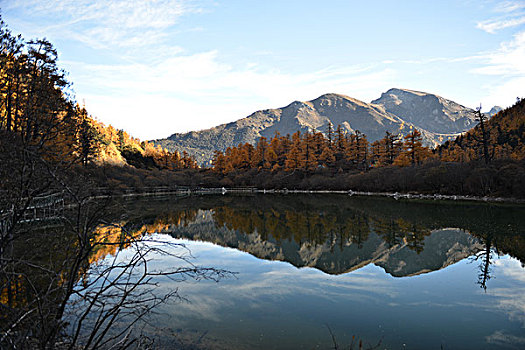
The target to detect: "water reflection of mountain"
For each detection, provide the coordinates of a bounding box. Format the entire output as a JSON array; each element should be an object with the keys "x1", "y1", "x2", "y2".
[
  {"x1": 110, "y1": 194, "x2": 523, "y2": 277},
  {"x1": 169, "y1": 210, "x2": 482, "y2": 276}
]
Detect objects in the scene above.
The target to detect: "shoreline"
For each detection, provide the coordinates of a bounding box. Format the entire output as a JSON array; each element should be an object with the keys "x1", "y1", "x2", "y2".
[
  {"x1": 97, "y1": 187, "x2": 525, "y2": 204},
  {"x1": 260, "y1": 189, "x2": 525, "y2": 204}
]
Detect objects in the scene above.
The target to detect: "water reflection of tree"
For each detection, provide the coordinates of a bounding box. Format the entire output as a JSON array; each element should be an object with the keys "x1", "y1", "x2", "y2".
[
  {"x1": 173, "y1": 195, "x2": 523, "y2": 287},
  {"x1": 0, "y1": 198, "x2": 226, "y2": 349},
  {"x1": 118, "y1": 194, "x2": 524, "y2": 263},
  {"x1": 374, "y1": 220, "x2": 405, "y2": 248},
  {"x1": 349, "y1": 196, "x2": 525, "y2": 264},
  {"x1": 213, "y1": 207, "x2": 371, "y2": 248},
  {"x1": 90, "y1": 209, "x2": 199, "y2": 264},
  {"x1": 471, "y1": 233, "x2": 500, "y2": 291},
  {"x1": 212, "y1": 204, "x2": 434, "y2": 254}
]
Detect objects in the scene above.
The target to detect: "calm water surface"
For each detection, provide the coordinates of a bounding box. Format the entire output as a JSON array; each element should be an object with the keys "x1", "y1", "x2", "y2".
[{"x1": 88, "y1": 195, "x2": 525, "y2": 349}]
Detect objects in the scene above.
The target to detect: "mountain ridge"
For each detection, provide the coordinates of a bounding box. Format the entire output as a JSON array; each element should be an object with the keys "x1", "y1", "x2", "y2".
[{"x1": 155, "y1": 89, "x2": 482, "y2": 165}]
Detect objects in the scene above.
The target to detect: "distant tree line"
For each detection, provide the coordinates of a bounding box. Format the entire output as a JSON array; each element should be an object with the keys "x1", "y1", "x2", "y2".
[{"x1": 213, "y1": 126, "x2": 431, "y2": 174}]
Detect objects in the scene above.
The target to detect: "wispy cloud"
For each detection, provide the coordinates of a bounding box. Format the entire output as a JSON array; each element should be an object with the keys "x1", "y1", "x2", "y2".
[
  {"x1": 471, "y1": 29, "x2": 525, "y2": 106},
  {"x1": 477, "y1": 16, "x2": 525, "y2": 34},
  {"x1": 471, "y1": 1, "x2": 525, "y2": 106},
  {"x1": 486, "y1": 258, "x2": 525, "y2": 329},
  {"x1": 5, "y1": 0, "x2": 522, "y2": 138},
  {"x1": 473, "y1": 30, "x2": 525, "y2": 76},
  {"x1": 5, "y1": 0, "x2": 395, "y2": 139},
  {"x1": 3, "y1": 0, "x2": 198, "y2": 48},
  {"x1": 494, "y1": 1, "x2": 525, "y2": 13},
  {"x1": 476, "y1": 0, "x2": 525, "y2": 33},
  {"x1": 74, "y1": 55, "x2": 396, "y2": 138}
]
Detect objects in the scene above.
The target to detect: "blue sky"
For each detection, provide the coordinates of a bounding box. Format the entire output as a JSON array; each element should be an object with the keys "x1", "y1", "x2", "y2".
[{"x1": 1, "y1": 0, "x2": 524, "y2": 140}]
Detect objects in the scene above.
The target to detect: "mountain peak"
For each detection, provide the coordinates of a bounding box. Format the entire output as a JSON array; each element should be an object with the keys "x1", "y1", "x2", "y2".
[
  {"x1": 154, "y1": 89, "x2": 476, "y2": 165},
  {"x1": 311, "y1": 92, "x2": 373, "y2": 109},
  {"x1": 315, "y1": 92, "x2": 352, "y2": 99},
  {"x1": 487, "y1": 106, "x2": 503, "y2": 117},
  {"x1": 383, "y1": 88, "x2": 430, "y2": 97},
  {"x1": 372, "y1": 88, "x2": 476, "y2": 134}
]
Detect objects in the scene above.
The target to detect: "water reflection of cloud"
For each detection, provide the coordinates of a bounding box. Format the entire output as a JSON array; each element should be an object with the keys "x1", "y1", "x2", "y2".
[
  {"x1": 229, "y1": 268, "x2": 398, "y2": 302},
  {"x1": 165, "y1": 293, "x2": 235, "y2": 324},
  {"x1": 141, "y1": 237, "x2": 401, "y2": 326},
  {"x1": 488, "y1": 288, "x2": 525, "y2": 327},
  {"x1": 495, "y1": 258, "x2": 525, "y2": 283},
  {"x1": 107, "y1": 233, "x2": 525, "y2": 348},
  {"x1": 486, "y1": 330, "x2": 525, "y2": 349},
  {"x1": 490, "y1": 258, "x2": 525, "y2": 327}
]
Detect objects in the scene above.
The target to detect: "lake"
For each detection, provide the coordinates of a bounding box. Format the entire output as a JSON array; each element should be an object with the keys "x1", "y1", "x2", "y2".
[{"x1": 75, "y1": 194, "x2": 525, "y2": 349}]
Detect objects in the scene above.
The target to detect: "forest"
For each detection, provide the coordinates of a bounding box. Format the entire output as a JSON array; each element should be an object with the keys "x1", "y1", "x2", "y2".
[{"x1": 1, "y1": 14, "x2": 525, "y2": 203}]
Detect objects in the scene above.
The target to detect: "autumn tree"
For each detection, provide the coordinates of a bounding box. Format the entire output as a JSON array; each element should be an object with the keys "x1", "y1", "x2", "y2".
[
  {"x1": 252, "y1": 136, "x2": 270, "y2": 169},
  {"x1": 116, "y1": 129, "x2": 126, "y2": 151},
  {"x1": 318, "y1": 141, "x2": 335, "y2": 167},
  {"x1": 326, "y1": 122, "x2": 334, "y2": 150},
  {"x1": 370, "y1": 131, "x2": 402, "y2": 166},
  {"x1": 238, "y1": 143, "x2": 254, "y2": 169},
  {"x1": 474, "y1": 105, "x2": 491, "y2": 164},
  {"x1": 0, "y1": 21, "x2": 24, "y2": 133},
  {"x1": 302, "y1": 130, "x2": 318, "y2": 171},
  {"x1": 284, "y1": 131, "x2": 304, "y2": 171},
  {"x1": 23, "y1": 39, "x2": 69, "y2": 147},
  {"x1": 395, "y1": 129, "x2": 430, "y2": 166},
  {"x1": 345, "y1": 130, "x2": 369, "y2": 170},
  {"x1": 76, "y1": 107, "x2": 101, "y2": 166},
  {"x1": 334, "y1": 125, "x2": 347, "y2": 163},
  {"x1": 212, "y1": 150, "x2": 227, "y2": 173},
  {"x1": 269, "y1": 133, "x2": 290, "y2": 171}
]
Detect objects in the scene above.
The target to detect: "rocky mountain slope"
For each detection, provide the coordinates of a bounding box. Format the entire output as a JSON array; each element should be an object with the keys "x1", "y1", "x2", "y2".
[
  {"x1": 372, "y1": 88, "x2": 477, "y2": 134},
  {"x1": 155, "y1": 88, "x2": 479, "y2": 165},
  {"x1": 487, "y1": 105, "x2": 503, "y2": 117}
]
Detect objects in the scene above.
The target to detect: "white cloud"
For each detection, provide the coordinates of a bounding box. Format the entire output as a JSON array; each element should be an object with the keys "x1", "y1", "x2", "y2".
[
  {"x1": 477, "y1": 16, "x2": 525, "y2": 34},
  {"x1": 471, "y1": 30, "x2": 525, "y2": 106},
  {"x1": 470, "y1": 2, "x2": 525, "y2": 107},
  {"x1": 76, "y1": 56, "x2": 397, "y2": 139},
  {"x1": 476, "y1": 0, "x2": 525, "y2": 34},
  {"x1": 494, "y1": 1, "x2": 525, "y2": 13},
  {"x1": 486, "y1": 258, "x2": 525, "y2": 328},
  {"x1": 4, "y1": 0, "x2": 399, "y2": 140},
  {"x1": 9, "y1": 0, "x2": 523, "y2": 139},
  {"x1": 473, "y1": 30, "x2": 525, "y2": 75},
  {"x1": 3, "y1": 0, "x2": 197, "y2": 48}
]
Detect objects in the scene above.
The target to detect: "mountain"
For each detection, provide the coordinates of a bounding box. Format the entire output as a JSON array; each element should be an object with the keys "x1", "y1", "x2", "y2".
[
  {"x1": 154, "y1": 89, "x2": 476, "y2": 165},
  {"x1": 487, "y1": 105, "x2": 503, "y2": 117},
  {"x1": 371, "y1": 88, "x2": 477, "y2": 134}
]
